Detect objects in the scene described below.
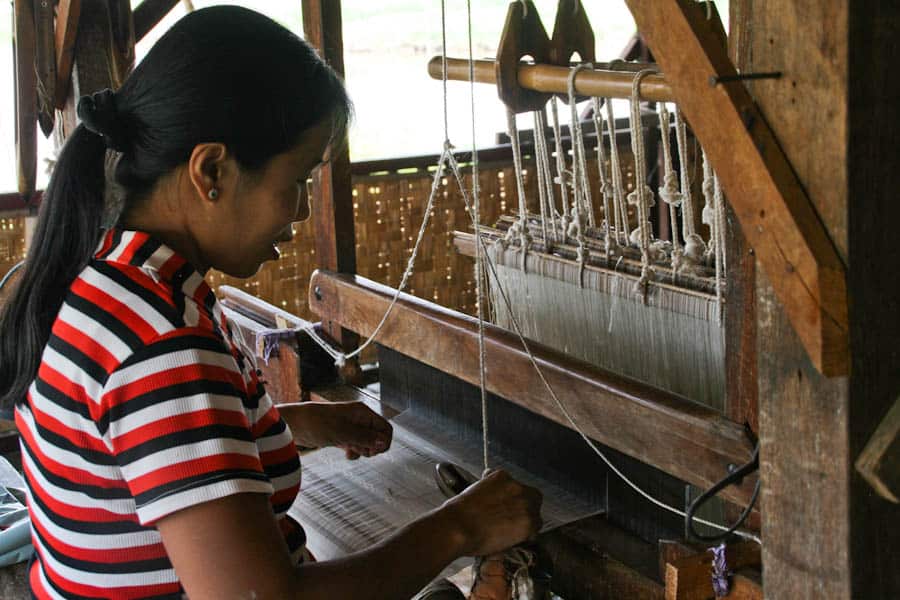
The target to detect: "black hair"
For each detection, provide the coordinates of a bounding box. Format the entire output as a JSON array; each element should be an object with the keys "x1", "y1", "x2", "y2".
[{"x1": 0, "y1": 6, "x2": 352, "y2": 409}]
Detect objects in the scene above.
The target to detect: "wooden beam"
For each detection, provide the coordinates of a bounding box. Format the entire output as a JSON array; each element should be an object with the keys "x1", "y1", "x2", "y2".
[
  {"x1": 308, "y1": 270, "x2": 758, "y2": 508},
  {"x1": 623, "y1": 0, "x2": 849, "y2": 376},
  {"x1": 302, "y1": 0, "x2": 358, "y2": 353},
  {"x1": 13, "y1": 0, "x2": 37, "y2": 196},
  {"x1": 54, "y1": 0, "x2": 82, "y2": 109},
  {"x1": 428, "y1": 57, "x2": 674, "y2": 102},
  {"x1": 133, "y1": 0, "x2": 179, "y2": 42},
  {"x1": 663, "y1": 542, "x2": 760, "y2": 600}
]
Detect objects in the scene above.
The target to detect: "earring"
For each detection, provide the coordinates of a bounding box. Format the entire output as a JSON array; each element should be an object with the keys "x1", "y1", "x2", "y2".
[{"x1": 208, "y1": 188, "x2": 219, "y2": 200}]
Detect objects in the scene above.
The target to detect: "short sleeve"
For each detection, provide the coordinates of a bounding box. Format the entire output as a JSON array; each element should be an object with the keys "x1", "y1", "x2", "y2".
[{"x1": 97, "y1": 329, "x2": 274, "y2": 525}]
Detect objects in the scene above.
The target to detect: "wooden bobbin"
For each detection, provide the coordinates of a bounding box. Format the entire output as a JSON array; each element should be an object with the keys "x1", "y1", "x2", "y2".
[{"x1": 495, "y1": 0, "x2": 552, "y2": 113}]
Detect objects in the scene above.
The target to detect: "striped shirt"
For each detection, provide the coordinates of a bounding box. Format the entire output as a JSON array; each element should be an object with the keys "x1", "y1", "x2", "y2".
[{"x1": 16, "y1": 229, "x2": 304, "y2": 599}]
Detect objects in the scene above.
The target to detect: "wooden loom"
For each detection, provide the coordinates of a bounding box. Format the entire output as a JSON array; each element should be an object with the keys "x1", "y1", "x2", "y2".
[{"x1": 4, "y1": 0, "x2": 898, "y2": 598}]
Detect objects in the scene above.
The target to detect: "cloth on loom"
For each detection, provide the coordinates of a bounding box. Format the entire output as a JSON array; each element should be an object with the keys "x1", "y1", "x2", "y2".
[{"x1": 288, "y1": 411, "x2": 600, "y2": 580}]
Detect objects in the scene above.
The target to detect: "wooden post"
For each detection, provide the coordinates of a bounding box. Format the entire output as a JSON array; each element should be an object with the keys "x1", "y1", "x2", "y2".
[
  {"x1": 729, "y1": 1, "x2": 900, "y2": 597},
  {"x1": 301, "y1": 0, "x2": 359, "y2": 354}
]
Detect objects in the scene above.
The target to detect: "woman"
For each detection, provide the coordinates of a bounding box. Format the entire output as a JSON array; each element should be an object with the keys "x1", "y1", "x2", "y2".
[{"x1": 0, "y1": 7, "x2": 541, "y2": 599}]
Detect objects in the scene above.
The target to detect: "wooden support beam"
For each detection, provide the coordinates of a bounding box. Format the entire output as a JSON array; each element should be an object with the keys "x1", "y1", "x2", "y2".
[
  {"x1": 13, "y1": 0, "x2": 37, "y2": 196},
  {"x1": 428, "y1": 57, "x2": 674, "y2": 103},
  {"x1": 54, "y1": 0, "x2": 82, "y2": 109},
  {"x1": 623, "y1": 0, "x2": 849, "y2": 376},
  {"x1": 133, "y1": 0, "x2": 179, "y2": 42},
  {"x1": 302, "y1": 0, "x2": 358, "y2": 354},
  {"x1": 308, "y1": 270, "x2": 758, "y2": 508}
]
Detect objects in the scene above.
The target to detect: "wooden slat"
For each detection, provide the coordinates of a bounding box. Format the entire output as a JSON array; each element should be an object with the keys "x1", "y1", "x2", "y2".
[
  {"x1": 308, "y1": 270, "x2": 758, "y2": 507},
  {"x1": 302, "y1": 0, "x2": 358, "y2": 352},
  {"x1": 54, "y1": 0, "x2": 82, "y2": 109},
  {"x1": 33, "y1": 0, "x2": 57, "y2": 134},
  {"x1": 133, "y1": 0, "x2": 179, "y2": 42},
  {"x1": 663, "y1": 542, "x2": 760, "y2": 600},
  {"x1": 624, "y1": 0, "x2": 849, "y2": 376}
]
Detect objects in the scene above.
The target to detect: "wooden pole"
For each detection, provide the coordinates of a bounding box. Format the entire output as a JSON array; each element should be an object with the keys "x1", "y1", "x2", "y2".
[
  {"x1": 428, "y1": 56, "x2": 674, "y2": 102},
  {"x1": 301, "y1": 0, "x2": 359, "y2": 356}
]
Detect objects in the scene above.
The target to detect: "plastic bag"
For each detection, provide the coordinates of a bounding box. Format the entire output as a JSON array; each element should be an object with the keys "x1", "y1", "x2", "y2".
[{"x1": 0, "y1": 456, "x2": 31, "y2": 567}]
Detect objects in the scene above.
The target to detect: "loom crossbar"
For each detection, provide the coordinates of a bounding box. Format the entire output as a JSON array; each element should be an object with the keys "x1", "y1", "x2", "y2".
[{"x1": 308, "y1": 270, "x2": 758, "y2": 508}]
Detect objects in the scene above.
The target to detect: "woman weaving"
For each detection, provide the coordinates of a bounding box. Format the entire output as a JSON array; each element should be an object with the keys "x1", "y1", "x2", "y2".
[{"x1": 0, "y1": 7, "x2": 541, "y2": 599}]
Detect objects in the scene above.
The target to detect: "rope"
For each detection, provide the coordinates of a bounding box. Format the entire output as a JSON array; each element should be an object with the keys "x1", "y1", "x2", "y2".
[
  {"x1": 627, "y1": 69, "x2": 659, "y2": 296},
  {"x1": 605, "y1": 98, "x2": 629, "y2": 247},
  {"x1": 657, "y1": 103, "x2": 683, "y2": 278},
  {"x1": 532, "y1": 111, "x2": 549, "y2": 245},
  {"x1": 591, "y1": 96, "x2": 614, "y2": 260},
  {"x1": 504, "y1": 109, "x2": 531, "y2": 270},
  {"x1": 567, "y1": 64, "x2": 595, "y2": 229},
  {"x1": 674, "y1": 108, "x2": 707, "y2": 264},
  {"x1": 549, "y1": 99, "x2": 571, "y2": 228},
  {"x1": 533, "y1": 109, "x2": 559, "y2": 238}
]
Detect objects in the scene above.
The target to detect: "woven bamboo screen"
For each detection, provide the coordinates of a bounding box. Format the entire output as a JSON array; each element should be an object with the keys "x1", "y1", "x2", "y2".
[{"x1": 0, "y1": 150, "x2": 638, "y2": 318}]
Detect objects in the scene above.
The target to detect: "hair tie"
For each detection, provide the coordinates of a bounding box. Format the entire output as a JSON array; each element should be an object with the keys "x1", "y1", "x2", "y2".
[{"x1": 76, "y1": 89, "x2": 129, "y2": 152}]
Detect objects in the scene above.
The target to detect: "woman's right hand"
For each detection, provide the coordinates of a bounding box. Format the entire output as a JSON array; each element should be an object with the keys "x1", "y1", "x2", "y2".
[{"x1": 441, "y1": 469, "x2": 543, "y2": 557}]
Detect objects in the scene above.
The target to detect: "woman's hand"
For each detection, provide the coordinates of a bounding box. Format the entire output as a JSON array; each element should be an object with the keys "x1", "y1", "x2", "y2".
[
  {"x1": 279, "y1": 401, "x2": 393, "y2": 459},
  {"x1": 441, "y1": 469, "x2": 543, "y2": 557}
]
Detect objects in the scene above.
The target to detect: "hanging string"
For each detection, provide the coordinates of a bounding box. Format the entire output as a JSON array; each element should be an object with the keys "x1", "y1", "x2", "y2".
[
  {"x1": 712, "y1": 172, "x2": 726, "y2": 323},
  {"x1": 534, "y1": 109, "x2": 559, "y2": 237},
  {"x1": 605, "y1": 98, "x2": 629, "y2": 247},
  {"x1": 532, "y1": 111, "x2": 550, "y2": 245},
  {"x1": 675, "y1": 108, "x2": 706, "y2": 262},
  {"x1": 591, "y1": 96, "x2": 614, "y2": 260},
  {"x1": 504, "y1": 109, "x2": 531, "y2": 270},
  {"x1": 567, "y1": 64, "x2": 596, "y2": 230},
  {"x1": 626, "y1": 69, "x2": 660, "y2": 296},
  {"x1": 657, "y1": 103, "x2": 683, "y2": 277},
  {"x1": 465, "y1": 0, "x2": 490, "y2": 472},
  {"x1": 549, "y1": 99, "x2": 572, "y2": 231},
  {"x1": 701, "y1": 148, "x2": 717, "y2": 262}
]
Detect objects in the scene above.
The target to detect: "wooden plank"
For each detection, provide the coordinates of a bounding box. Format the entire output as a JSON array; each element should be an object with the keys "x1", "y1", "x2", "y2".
[
  {"x1": 623, "y1": 0, "x2": 849, "y2": 376},
  {"x1": 663, "y1": 542, "x2": 760, "y2": 600},
  {"x1": 14, "y1": 0, "x2": 37, "y2": 196},
  {"x1": 54, "y1": 0, "x2": 82, "y2": 109},
  {"x1": 308, "y1": 270, "x2": 758, "y2": 507},
  {"x1": 855, "y1": 395, "x2": 900, "y2": 503},
  {"x1": 539, "y1": 516, "x2": 664, "y2": 600},
  {"x1": 732, "y1": 1, "x2": 900, "y2": 597},
  {"x1": 133, "y1": 0, "x2": 179, "y2": 42},
  {"x1": 34, "y1": 0, "x2": 57, "y2": 134},
  {"x1": 302, "y1": 0, "x2": 358, "y2": 353}
]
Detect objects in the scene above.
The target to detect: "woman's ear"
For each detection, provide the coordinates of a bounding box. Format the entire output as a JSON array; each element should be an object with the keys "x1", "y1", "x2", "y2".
[{"x1": 187, "y1": 143, "x2": 230, "y2": 203}]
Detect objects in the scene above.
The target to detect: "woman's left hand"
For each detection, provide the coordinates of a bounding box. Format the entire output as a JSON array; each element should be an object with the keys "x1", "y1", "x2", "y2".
[{"x1": 280, "y1": 401, "x2": 393, "y2": 459}]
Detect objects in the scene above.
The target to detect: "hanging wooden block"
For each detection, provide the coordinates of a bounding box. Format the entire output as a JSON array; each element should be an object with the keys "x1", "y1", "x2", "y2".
[
  {"x1": 495, "y1": 0, "x2": 552, "y2": 113},
  {"x1": 34, "y1": 0, "x2": 57, "y2": 135},
  {"x1": 54, "y1": 0, "x2": 83, "y2": 110},
  {"x1": 623, "y1": 0, "x2": 849, "y2": 376},
  {"x1": 549, "y1": 0, "x2": 595, "y2": 65}
]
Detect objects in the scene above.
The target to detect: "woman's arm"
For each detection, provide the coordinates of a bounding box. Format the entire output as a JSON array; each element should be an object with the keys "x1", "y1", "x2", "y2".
[
  {"x1": 278, "y1": 401, "x2": 393, "y2": 458},
  {"x1": 157, "y1": 470, "x2": 541, "y2": 600}
]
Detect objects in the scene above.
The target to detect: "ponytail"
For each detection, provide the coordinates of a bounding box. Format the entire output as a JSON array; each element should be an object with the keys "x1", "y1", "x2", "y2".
[{"x1": 0, "y1": 125, "x2": 108, "y2": 409}]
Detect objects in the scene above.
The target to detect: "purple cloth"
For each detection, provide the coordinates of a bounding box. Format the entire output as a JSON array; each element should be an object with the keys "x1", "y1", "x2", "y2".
[{"x1": 710, "y1": 543, "x2": 730, "y2": 597}]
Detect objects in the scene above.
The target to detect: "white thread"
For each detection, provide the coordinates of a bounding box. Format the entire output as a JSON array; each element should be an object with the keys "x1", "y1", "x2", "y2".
[
  {"x1": 467, "y1": 0, "x2": 489, "y2": 472},
  {"x1": 549, "y1": 99, "x2": 571, "y2": 226},
  {"x1": 532, "y1": 111, "x2": 549, "y2": 245},
  {"x1": 657, "y1": 104, "x2": 683, "y2": 277},
  {"x1": 461, "y1": 194, "x2": 760, "y2": 545},
  {"x1": 505, "y1": 108, "x2": 531, "y2": 269},
  {"x1": 567, "y1": 64, "x2": 595, "y2": 229},
  {"x1": 605, "y1": 98, "x2": 629, "y2": 246}
]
